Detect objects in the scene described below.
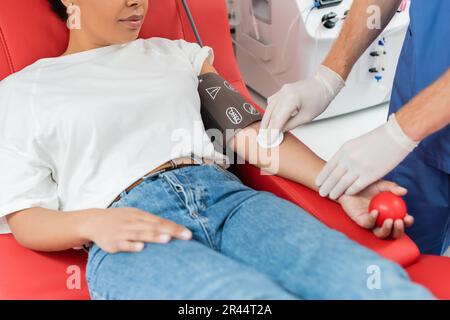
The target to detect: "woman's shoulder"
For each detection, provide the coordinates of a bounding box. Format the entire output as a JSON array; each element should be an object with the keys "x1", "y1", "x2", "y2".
[
  {"x1": 0, "y1": 72, "x2": 18, "y2": 101},
  {"x1": 0, "y1": 70, "x2": 36, "y2": 146},
  {"x1": 0, "y1": 62, "x2": 40, "y2": 92},
  {"x1": 0, "y1": 63, "x2": 39, "y2": 118},
  {"x1": 141, "y1": 37, "x2": 198, "y2": 53},
  {"x1": 0, "y1": 70, "x2": 20, "y2": 89},
  {"x1": 142, "y1": 36, "x2": 182, "y2": 46}
]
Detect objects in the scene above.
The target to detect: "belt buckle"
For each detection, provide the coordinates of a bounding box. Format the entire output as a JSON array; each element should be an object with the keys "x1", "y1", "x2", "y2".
[
  {"x1": 112, "y1": 158, "x2": 194, "y2": 207},
  {"x1": 142, "y1": 171, "x2": 161, "y2": 181},
  {"x1": 111, "y1": 194, "x2": 121, "y2": 205},
  {"x1": 142, "y1": 165, "x2": 169, "y2": 180}
]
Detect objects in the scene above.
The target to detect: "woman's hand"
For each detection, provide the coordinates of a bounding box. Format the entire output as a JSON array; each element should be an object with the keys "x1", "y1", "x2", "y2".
[
  {"x1": 337, "y1": 181, "x2": 414, "y2": 239},
  {"x1": 80, "y1": 207, "x2": 192, "y2": 253}
]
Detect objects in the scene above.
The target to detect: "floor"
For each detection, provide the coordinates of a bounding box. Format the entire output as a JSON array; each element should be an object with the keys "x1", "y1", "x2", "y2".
[{"x1": 248, "y1": 87, "x2": 390, "y2": 161}]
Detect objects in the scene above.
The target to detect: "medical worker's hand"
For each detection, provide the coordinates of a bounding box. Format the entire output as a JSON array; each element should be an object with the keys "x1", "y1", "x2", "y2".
[
  {"x1": 260, "y1": 65, "x2": 345, "y2": 135},
  {"x1": 81, "y1": 207, "x2": 192, "y2": 253},
  {"x1": 338, "y1": 180, "x2": 414, "y2": 239},
  {"x1": 317, "y1": 114, "x2": 420, "y2": 199}
]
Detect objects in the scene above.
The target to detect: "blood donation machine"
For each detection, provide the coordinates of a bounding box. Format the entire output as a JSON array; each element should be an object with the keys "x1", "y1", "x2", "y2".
[{"x1": 233, "y1": 0, "x2": 410, "y2": 119}]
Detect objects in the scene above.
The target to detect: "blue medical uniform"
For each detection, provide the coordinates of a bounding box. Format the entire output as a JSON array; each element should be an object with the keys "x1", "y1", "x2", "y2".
[{"x1": 386, "y1": 0, "x2": 450, "y2": 255}]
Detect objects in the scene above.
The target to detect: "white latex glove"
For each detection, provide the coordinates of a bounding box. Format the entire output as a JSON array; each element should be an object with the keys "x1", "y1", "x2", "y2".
[
  {"x1": 260, "y1": 65, "x2": 345, "y2": 138},
  {"x1": 316, "y1": 114, "x2": 420, "y2": 200}
]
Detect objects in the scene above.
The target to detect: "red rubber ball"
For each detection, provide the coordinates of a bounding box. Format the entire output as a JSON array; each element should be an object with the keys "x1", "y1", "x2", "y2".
[{"x1": 369, "y1": 191, "x2": 407, "y2": 227}]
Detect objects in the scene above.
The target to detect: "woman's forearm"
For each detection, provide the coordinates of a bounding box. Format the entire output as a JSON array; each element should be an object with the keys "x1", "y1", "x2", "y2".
[
  {"x1": 232, "y1": 121, "x2": 325, "y2": 191},
  {"x1": 6, "y1": 207, "x2": 99, "y2": 252}
]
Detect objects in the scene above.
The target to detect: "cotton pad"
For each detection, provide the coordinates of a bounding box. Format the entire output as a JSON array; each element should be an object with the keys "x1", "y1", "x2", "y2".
[{"x1": 257, "y1": 130, "x2": 284, "y2": 149}]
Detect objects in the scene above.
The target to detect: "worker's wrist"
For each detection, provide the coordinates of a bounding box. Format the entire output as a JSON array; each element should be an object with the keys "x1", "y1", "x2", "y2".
[
  {"x1": 395, "y1": 106, "x2": 429, "y2": 142},
  {"x1": 316, "y1": 65, "x2": 346, "y2": 97},
  {"x1": 322, "y1": 57, "x2": 352, "y2": 82},
  {"x1": 386, "y1": 113, "x2": 420, "y2": 151}
]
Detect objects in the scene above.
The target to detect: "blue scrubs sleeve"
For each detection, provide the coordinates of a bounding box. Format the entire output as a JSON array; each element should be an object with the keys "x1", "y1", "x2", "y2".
[{"x1": 389, "y1": 0, "x2": 450, "y2": 173}]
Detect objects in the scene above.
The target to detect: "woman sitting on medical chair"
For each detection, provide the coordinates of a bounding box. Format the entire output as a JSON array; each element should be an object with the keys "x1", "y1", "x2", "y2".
[{"x1": 0, "y1": 0, "x2": 432, "y2": 299}]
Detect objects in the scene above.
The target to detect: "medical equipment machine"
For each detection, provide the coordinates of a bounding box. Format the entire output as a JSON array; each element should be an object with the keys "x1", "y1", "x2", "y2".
[
  {"x1": 226, "y1": 0, "x2": 240, "y2": 27},
  {"x1": 234, "y1": 0, "x2": 410, "y2": 120}
]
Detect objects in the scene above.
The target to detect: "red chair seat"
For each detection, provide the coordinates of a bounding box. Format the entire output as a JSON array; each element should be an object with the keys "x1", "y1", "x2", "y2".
[{"x1": 0, "y1": 234, "x2": 89, "y2": 300}]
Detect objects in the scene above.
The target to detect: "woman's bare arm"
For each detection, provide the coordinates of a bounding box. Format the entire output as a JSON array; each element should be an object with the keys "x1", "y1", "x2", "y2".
[
  {"x1": 6, "y1": 206, "x2": 192, "y2": 253},
  {"x1": 6, "y1": 207, "x2": 97, "y2": 251},
  {"x1": 231, "y1": 121, "x2": 325, "y2": 191}
]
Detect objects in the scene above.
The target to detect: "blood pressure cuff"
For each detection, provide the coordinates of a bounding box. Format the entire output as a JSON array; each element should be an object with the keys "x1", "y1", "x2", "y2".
[{"x1": 198, "y1": 72, "x2": 263, "y2": 152}]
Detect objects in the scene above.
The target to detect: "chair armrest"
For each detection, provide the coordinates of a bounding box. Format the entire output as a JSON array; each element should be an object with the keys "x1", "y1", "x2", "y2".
[{"x1": 406, "y1": 255, "x2": 450, "y2": 299}]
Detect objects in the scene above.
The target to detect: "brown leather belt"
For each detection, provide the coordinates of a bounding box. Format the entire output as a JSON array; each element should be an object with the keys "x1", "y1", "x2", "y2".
[{"x1": 111, "y1": 157, "x2": 201, "y2": 205}]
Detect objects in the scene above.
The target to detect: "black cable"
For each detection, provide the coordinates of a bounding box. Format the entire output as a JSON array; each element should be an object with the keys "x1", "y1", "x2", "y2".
[{"x1": 181, "y1": 0, "x2": 203, "y2": 47}]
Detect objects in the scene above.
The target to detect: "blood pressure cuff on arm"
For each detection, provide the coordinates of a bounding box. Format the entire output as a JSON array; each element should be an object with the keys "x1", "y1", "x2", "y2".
[{"x1": 198, "y1": 72, "x2": 263, "y2": 152}]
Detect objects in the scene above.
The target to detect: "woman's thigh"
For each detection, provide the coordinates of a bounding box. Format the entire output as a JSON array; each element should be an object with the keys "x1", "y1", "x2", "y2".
[
  {"x1": 86, "y1": 172, "x2": 296, "y2": 300},
  {"x1": 86, "y1": 238, "x2": 296, "y2": 300},
  {"x1": 214, "y1": 190, "x2": 433, "y2": 299}
]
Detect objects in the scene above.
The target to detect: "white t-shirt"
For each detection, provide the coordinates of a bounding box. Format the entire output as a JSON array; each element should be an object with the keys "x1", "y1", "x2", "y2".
[{"x1": 0, "y1": 37, "x2": 227, "y2": 234}]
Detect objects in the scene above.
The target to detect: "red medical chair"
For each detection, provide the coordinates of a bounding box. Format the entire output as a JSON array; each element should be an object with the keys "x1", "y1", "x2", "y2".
[{"x1": 0, "y1": 0, "x2": 448, "y2": 300}]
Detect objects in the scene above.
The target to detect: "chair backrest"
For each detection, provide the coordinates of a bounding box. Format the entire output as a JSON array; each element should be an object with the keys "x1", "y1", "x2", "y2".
[{"x1": 0, "y1": 0, "x2": 247, "y2": 94}]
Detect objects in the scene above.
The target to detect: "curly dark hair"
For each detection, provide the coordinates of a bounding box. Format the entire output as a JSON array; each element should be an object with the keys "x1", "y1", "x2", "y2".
[{"x1": 48, "y1": 0, "x2": 68, "y2": 21}]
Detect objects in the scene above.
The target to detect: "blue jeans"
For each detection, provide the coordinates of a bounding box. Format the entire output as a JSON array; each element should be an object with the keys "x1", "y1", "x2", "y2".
[{"x1": 86, "y1": 163, "x2": 433, "y2": 299}]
